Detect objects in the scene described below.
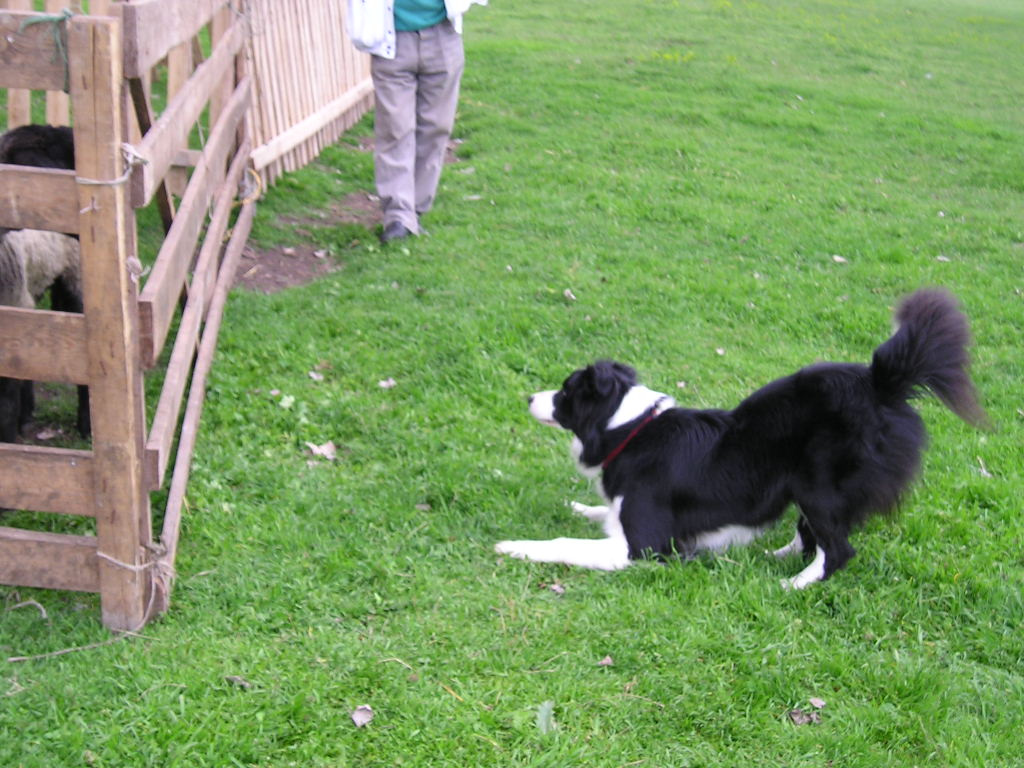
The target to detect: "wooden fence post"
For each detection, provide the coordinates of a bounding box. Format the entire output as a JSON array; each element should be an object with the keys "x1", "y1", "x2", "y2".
[
  {"x1": 1, "y1": 0, "x2": 32, "y2": 127},
  {"x1": 68, "y1": 16, "x2": 153, "y2": 631}
]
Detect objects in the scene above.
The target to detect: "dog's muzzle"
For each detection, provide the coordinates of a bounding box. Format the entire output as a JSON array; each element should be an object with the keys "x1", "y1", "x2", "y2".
[{"x1": 528, "y1": 391, "x2": 559, "y2": 426}]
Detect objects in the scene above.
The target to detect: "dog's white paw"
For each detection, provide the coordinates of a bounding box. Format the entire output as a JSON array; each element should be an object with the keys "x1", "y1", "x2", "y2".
[
  {"x1": 771, "y1": 531, "x2": 804, "y2": 559},
  {"x1": 781, "y1": 575, "x2": 815, "y2": 591},
  {"x1": 570, "y1": 501, "x2": 609, "y2": 521},
  {"x1": 781, "y1": 546, "x2": 826, "y2": 590},
  {"x1": 495, "y1": 541, "x2": 531, "y2": 559}
]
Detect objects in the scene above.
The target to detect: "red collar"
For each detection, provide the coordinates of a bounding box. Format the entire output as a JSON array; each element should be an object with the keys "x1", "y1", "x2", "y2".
[{"x1": 601, "y1": 406, "x2": 661, "y2": 470}]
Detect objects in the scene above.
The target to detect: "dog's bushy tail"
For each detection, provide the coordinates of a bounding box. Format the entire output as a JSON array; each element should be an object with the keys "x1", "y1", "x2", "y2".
[{"x1": 871, "y1": 289, "x2": 987, "y2": 426}]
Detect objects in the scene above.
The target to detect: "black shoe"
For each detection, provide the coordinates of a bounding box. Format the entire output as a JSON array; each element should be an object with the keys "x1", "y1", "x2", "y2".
[{"x1": 380, "y1": 222, "x2": 414, "y2": 244}]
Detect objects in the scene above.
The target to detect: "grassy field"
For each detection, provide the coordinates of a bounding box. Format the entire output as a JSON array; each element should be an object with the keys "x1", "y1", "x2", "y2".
[{"x1": 3, "y1": 0, "x2": 1023, "y2": 765}]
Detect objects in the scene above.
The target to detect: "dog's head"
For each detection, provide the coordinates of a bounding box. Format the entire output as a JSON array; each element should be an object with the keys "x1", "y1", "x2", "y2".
[
  {"x1": 529, "y1": 362, "x2": 676, "y2": 473},
  {"x1": 529, "y1": 360, "x2": 638, "y2": 436}
]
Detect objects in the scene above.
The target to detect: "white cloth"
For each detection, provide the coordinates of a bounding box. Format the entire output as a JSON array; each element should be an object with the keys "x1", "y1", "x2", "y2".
[{"x1": 346, "y1": 0, "x2": 487, "y2": 59}]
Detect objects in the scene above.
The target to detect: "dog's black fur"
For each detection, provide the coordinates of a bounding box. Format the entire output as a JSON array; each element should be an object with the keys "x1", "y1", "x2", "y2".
[
  {"x1": 0, "y1": 124, "x2": 88, "y2": 443},
  {"x1": 544, "y1": 289, "x2": 986, "y2": 582}
]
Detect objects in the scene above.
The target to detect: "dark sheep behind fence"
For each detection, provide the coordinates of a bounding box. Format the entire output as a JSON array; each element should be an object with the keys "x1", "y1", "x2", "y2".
[{"x1": 0, "y1": 124, "x2": 89, "y2": 442}]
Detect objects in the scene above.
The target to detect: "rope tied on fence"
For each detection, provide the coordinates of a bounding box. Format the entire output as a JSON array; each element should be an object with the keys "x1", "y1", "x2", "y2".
[
  {"x1": 238, "y1": 167, "x2": 264, "y2": 206},
  {"x1": 76, "y1": 143, "x2": 148, "y2": 190},
  {"x1": 96, "y1": 545, "x2": 176, "y2": 632},
  {"x1": 18, "y1": 9, "x2": 74, "y2": 93}
]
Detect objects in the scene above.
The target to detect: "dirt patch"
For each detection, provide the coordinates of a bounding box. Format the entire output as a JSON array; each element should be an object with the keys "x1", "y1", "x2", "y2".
[
  {"x1": 235, "y1": 191, "x2": 381, "y2": 294},
  {"x1": 234, "y1": 137, "x2": 463, "y2": 294},
  {"x1": 276, "y1": 190, "x2": 383, "y2": 235},
  {"x1": 234, "y1": 244, "x2": 340, "y2": 294}
]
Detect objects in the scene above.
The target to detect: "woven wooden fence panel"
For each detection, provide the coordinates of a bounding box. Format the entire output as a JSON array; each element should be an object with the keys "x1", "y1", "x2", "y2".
[{"x1": 245, "y1": 0, "x2": 373, "y2": 185}]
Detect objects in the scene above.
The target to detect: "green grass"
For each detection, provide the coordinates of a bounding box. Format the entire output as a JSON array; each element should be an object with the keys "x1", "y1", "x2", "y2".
[{"x1": 3, "y1": 0, "x2": 1023, "y2": 765}]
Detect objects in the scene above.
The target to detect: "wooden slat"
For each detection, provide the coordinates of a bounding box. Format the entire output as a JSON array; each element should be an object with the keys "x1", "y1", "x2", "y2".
[
  {"x1": 69, "y1": 15, "x2": 152, "y2": 632},
  {"x1": 249, "y1": 1, "x2": 284, "y2": 179},
  {"x1": 198, "y1": 137, "x2": 250, "y2": 311},
  {"x1": 143, "y1": 137, "x2": 250, "y2": 490},
  {"x1": 0, "y1": 526, "x2": 99, "y2": 592},
  {"x1": 244, "y1": 0, "x2": 374, "y2": 184},
  {"x1": 166, "y1": 39, "x2": 193, "y2": 103},
  {"x1": 0, "y1": 443, "x2": 94, "y2": 515},
  {"x1": 1, "y1": 0, "x2": 32, "y2": 126},
  {"x1": 208, "y1": 5, "x2": 234, "y2": 128},
  {"x1": 130, "y1": 16, "x2": 246, "y2": 206},
  {"x1": 164, "y1": 38, "x2": 195, "y2": 196},
  {"x1": 43, "y1": 0, "x2": 70, "y2": 125},
  {"x1": 0, "y1": 306, "x2": 88, "y2": 384},
  {"x1": 290, "y1": 1, "x2": 314, "y2": 168},
  {"x1": 127, "y1": 77, "x2": 176, "y2": 230},
  {"x1": 137, "y1": 77, "x2": 251, "y2": 367},
  {"x1": 142, "y1": 282, "x2": 200, "y2": 491},
  {"x1": 0, "y1": 10, "x2": 69, "y2": 91},
  {"x1": 159, "y1": 197, "x2": 255, "y2": 585},
  {"x1": 0, "y1": 166, "x2": 80, "y2": 235},
  {"x1": 251, "y1": 79, "x2": 374, "y2": 170},
  {"x1": 120, "y1": 0, "x2": 230, "y2": 78}
]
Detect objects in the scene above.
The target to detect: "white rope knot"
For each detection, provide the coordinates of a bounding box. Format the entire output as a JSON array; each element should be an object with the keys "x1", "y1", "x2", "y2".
[
  {"x1": 95, "y1": 545, "x2": 176, "y2": 631},
  {"x1": 76, "y1": 143, "x2": 148, "y2": 188}
]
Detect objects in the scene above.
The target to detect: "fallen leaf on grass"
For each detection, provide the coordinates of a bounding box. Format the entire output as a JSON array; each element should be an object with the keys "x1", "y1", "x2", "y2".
[
  {"x1": 225, "y1": 675, "x2": 253, "y2": 690},
  {"x1": 809, "y1": 697, "x2": 827, "y2": 710},
  {"x1": 351, "y1": 704, "x2": 374, "y2": 727},
  {"x1": 536, "y1": 700, "x2": 557, "y2": 734},
  {"x1": 788, "y1": 708, "x2": 822, "y2": 725},
  {"x1": 597, "y1": 655, "x2": 614, "y2": 667},
  {"x1": 305, "y1": 440, "x2": 337, "y2": 461}
]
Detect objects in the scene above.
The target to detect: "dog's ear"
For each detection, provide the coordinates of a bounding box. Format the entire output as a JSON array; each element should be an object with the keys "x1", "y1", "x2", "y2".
[{"x1": 590, "y1": 360, "x2": 637, "y2": 396}]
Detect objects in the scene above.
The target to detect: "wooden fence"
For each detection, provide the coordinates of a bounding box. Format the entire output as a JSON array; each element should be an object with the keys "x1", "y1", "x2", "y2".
[
  {"x1": 2, "y1": 1, "x2": 373, "y2": 184},
  {"x1": 0, "y1": 1, "x2": 372, "y2": 630},
  {"x1": 245, "y1": 0, "x2": 373, "y2": 185},
  {"x1": 0, "y1": 0, "x2": 253, "y2": 631}
]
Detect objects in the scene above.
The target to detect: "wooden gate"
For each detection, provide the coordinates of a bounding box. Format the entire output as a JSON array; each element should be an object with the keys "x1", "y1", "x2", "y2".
[
  {"x1": 1, "y1": 0, "x2": 371, "y2": 630},
  {"x1": 0, "y1": 1, "x2": 253, "y2": 630}
]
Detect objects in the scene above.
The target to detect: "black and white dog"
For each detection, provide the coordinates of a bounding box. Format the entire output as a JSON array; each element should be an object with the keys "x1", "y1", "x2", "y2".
[{"x1": 496, "y1": 289, "x2": 986, "y2": 588}]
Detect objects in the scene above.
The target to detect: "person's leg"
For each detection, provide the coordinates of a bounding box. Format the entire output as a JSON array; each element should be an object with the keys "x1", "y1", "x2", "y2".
[
  {"x1": 413, "y1": 20, "x2": 465, "y2": 218},
  {"x1": 371, "y1": 31, "x2": 421, "y2": 234}
]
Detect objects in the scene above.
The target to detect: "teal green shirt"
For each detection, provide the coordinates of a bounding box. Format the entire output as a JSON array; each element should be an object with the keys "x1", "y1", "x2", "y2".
[{"x1": 394, "y1": 0, "x2": 447, "y2": 31}]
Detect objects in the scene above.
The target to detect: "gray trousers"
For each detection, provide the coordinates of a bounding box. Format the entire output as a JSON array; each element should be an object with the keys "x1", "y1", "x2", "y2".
[{"x1": 371, "y1": 20, "x2": 465, "y2": 233}]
